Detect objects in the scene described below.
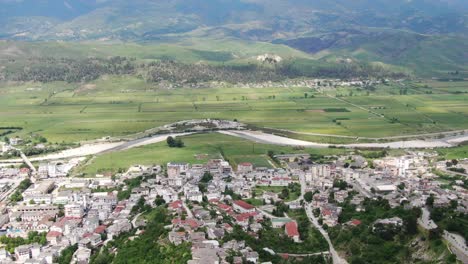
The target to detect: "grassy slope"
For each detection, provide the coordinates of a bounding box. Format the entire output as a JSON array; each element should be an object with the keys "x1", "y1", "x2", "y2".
[{"x1": 0, "y1": 39, "x2": 313, "y2": 64}]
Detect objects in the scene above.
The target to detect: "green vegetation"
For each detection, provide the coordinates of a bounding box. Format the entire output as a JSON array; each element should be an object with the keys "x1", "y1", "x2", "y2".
[
  {"x1": 90, "y1": 206, "x2": 191, "y2": 264},
  {"x1": 54, "y1": 244, "x2": 78, "y2": 264},
  {"x1": 10, "y1": 179, "x2": 32, "y2": 202},
  {"x1": 224, "y1": 223, "x2": 328, "y2": 262},
  {"x1": 166, "y1": 136, "x2": 185, "y2": 148},
  {"x1": 429, "y1": 207, "x2": 468, "y2": 242},
  {"x1": 78, "y1": 133, "x2": 350, "y2": 176},
  {"x1": 0, "y1": 232, "x2": 47, "y2": 253},
  {"x1": 1, "y1": 77, "x2": 468, "y2": 144},
  {"x1": 329, "y1": 197, "x2": 457, "y2": 264},
  {"x1": 198, "y1": 172, "x2": 213, "y2": 193},
  {"x1": 117, "y1": 176, "x2": 145, "y2": 201},
  {"x1": 437, "y1": 145, "x2": 468, "y2": 160}
]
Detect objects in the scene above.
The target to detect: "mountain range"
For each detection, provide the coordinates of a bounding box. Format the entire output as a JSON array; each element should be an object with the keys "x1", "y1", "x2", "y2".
[{"x1": 0, "y1": 0, "x2": 467, "y2": 77}]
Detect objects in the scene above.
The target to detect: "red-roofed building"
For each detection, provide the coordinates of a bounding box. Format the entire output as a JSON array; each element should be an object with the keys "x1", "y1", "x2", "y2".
[
  {"x1": 237, "y1": 162, "x2": 253, "y2": 173},
  {"x1": 169, "y1": 200, "x2": 183, "y2": 211},
  {"x1": 271, "y1": 177, "x2": 292, "y2": 187},
  {"x1": 208, "y1": 198, "x2": 220, "y2": 204},
  {"x1": 94, "y1": 225, "x2": 107, "y2": 234},
  {"x1": 172, "y1": 218, "x2": 201, "y2": 230},
  {"x1": 348, "y1": 219, "x2": 362, "y2": 227},
  {"x1": 285, "y1": 221, "x2": 300, "y2": 242},
  {"x1": 224, "y1": 223, "x2": 233, "y2": 233},
  {"x1": 19, "y1": 168, "x2": 30, "y2": 177},
  {"x1": 235, "y1": 212, "x2": 259, "y2": 223},
  {"x1": 233, "y1": 200, "x2": 255, "y2": 213},
  {"x1": 217, "y1": 203, "x2": 233, "y2": 213},
  {"x1": 46, "y1": 231, "x2": 62, "y2": 245}
]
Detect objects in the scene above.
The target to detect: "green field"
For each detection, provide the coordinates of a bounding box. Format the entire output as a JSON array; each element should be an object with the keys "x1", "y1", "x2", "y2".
[
  {"x1": 0, "y1": 77, "x2": 467, "y2": 144},
  {"x1": 77, "y1": 133, "x2": 350, "y2": 176}
]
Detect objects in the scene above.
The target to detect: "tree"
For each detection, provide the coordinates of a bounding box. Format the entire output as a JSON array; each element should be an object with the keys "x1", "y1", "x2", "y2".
[
  {"x1": 200, "y1": 172, "x2": 213, "y2": 183},
  {"x1": 426, "y1": 194, "x2": 434, "y2": 208},
  {"x1": 154, "y1": 196, "x2": 166, "y2": 206},
  {"x1": 166, "y1": 136, "x2": 175, "y2": 147},
  {"x1": 167, "y1": 136, "x2": 184, "y2": 148},
  {"x1": 4, "y1": 137, "x2": 9, "y2": 144},
  {"x1": 304, "y1": 191, "x2": 313, "y2": 203}
]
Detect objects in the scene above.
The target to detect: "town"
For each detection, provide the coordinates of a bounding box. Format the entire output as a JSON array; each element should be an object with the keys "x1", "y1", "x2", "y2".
[{"x1": 0, "y1": 139, "x2": 467, "y2": 264}]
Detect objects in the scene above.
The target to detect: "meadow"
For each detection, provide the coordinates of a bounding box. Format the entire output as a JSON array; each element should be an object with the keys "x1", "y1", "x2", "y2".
[
  {"x1": 76, "y1": 133, "x2": 351, "y2": 176},
  {"x1": 0, "y1": 77, "x2": 467, "y2": 144}
]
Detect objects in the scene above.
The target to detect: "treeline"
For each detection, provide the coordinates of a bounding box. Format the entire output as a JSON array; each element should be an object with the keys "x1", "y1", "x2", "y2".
[
  {"x1": 3, "y1": 56, "x2": 134, "y2": 83},
  {"x1": 143, "y1": 60, "x2": 405, "y2": 84},
  {"x1": 1, "y1": 56, "x2": 405, "y2": 84}
]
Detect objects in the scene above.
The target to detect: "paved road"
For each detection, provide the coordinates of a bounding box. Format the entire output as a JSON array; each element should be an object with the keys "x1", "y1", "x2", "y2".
[
  {"x1": 131, "y1": 212, "x2": 143, "y2": 228},
  {"x1": 439, "y1": 168, "x2": 468, "y2": 178},
  {"x1": 182, "y1": 201, "x2": 194, "y2": 219},
  {"x1": 305, "y1": 204, "x2": 348, "y2": 264},
  {"x1": 418, "y1": 207, "x2": 437, "y2": 230},
  {"x1": 19, "y1": 151, "x2": 36, "y2": 172}
]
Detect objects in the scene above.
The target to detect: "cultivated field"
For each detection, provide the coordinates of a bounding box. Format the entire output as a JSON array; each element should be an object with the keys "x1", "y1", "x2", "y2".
[
  {"x1": 0, "y1": 77, "x2": 467, "y2": 143},
  {"x1": 76, "y1": 133, "x2": 352, "y2": 176}
]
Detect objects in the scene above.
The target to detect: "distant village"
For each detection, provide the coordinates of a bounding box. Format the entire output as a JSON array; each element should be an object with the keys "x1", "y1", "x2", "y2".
[{"x1": 0, "y1": 136, "x2": 467, "y2": 263}]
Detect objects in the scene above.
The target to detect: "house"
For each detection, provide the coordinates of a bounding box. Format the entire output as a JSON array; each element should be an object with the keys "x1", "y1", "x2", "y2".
[
  {"x1": 232, "y1": 200, "x2": 255, "y2": 213},
  {"x1": 108, "y1": 219, "x2": 132, "y2": 239},
  {"x1": 46, "y1": 231, "x2": 62, "y2": 245},
  {"x1": 244, "y1": 250, "x2": 259, "y2": 263},
  {"x1": 270, "y1": 177, "x2": 292, "y2": 187},
  {"x1": 167, "y1": 162, "x2": 189, "y2": 178},
  {"x1": 217, "y1": 203, "x2": 233, "y2": 213},
  {"x1": 15, "y1": 245, "x2": 31, "y2": 261},
  {"x1": 73, "y1": 247, "x2": 92, "y2": 263},
  {"x1": 64, "y1": 204, "x2": 84, "y2": 218},
  {"x1": 10, "y1": 137, "x2": 23, "y2": 146},
  {"x1": 188, "y1": 248, "x2": 219, "y2": 264},
  {"x1": 271, "y1": 218, "x2": 292, "y2": 228},
  {"x1": 19, "y1": 168, "x2": 31, "y2": 177},
  {"x1": 374, "y1": 217, "x2": 403, "y2": 227},
  {"x1": 346, "y1": 219, "x2": 362, "y2": 227},
  {"x1": 172, "y1": 218, "x2": 202, "y2": 231},
  {"x1": 237, "y1": 162, "x2": 253, "y2": 174},
  {"x1": 169, "y1": 231, "x2": 188, "y2": 245},
  {"x1": 186, "y1": 191, "x2": 203, "y2": 203},
  {"x1": 284, "y1": 221, "x2": 300, "y2": 243},
  {"x1": 169, "y1": 200, "x2": 183, "y2": 211},
  {"x1": 262, "y1": 192, "x2": 279, "y2": 204}
]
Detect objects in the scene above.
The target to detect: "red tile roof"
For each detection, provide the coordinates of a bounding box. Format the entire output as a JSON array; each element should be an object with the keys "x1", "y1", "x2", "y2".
[
  {"x1": 233, "y1": 200, "x2": 254, "y2": 210},
  {"x1": 208, "y1": 198, "x2": 220, "y2": 204},
  {"x1": 94, "y1": 225, "x2": 107, "y2": 234},
  {"x1": 46, "y1": 231, "x2": 62, "y2": 238},
  {"x1": 350, "y1": 219, "x2": 362, "y2": 226},
  {"x1": 169, "y1": 200, "x2": 183, "y2": 210},
  {"x1": 218, "y1": 203, "x2": 232, "y2": 211},
  {"x1": 285, "y1": 221, "x2": 299, "y2": 237},
  {"x1": 172, "y1": 218, "x2": 200, "y2": 229},
  {"x1": 235, "y1": 212, "x2": 258, "y2": 222}
]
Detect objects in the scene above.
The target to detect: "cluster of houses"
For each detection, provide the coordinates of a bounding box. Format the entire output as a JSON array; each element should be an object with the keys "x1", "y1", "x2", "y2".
[{"x1": 0, "y1": 148, "x2": 466, "y2": 263}]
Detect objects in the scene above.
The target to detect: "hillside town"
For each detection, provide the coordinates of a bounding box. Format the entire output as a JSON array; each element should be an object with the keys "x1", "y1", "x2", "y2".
[{"x1": 0, "y1": 146, "x2": 467, "y2": 263}]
